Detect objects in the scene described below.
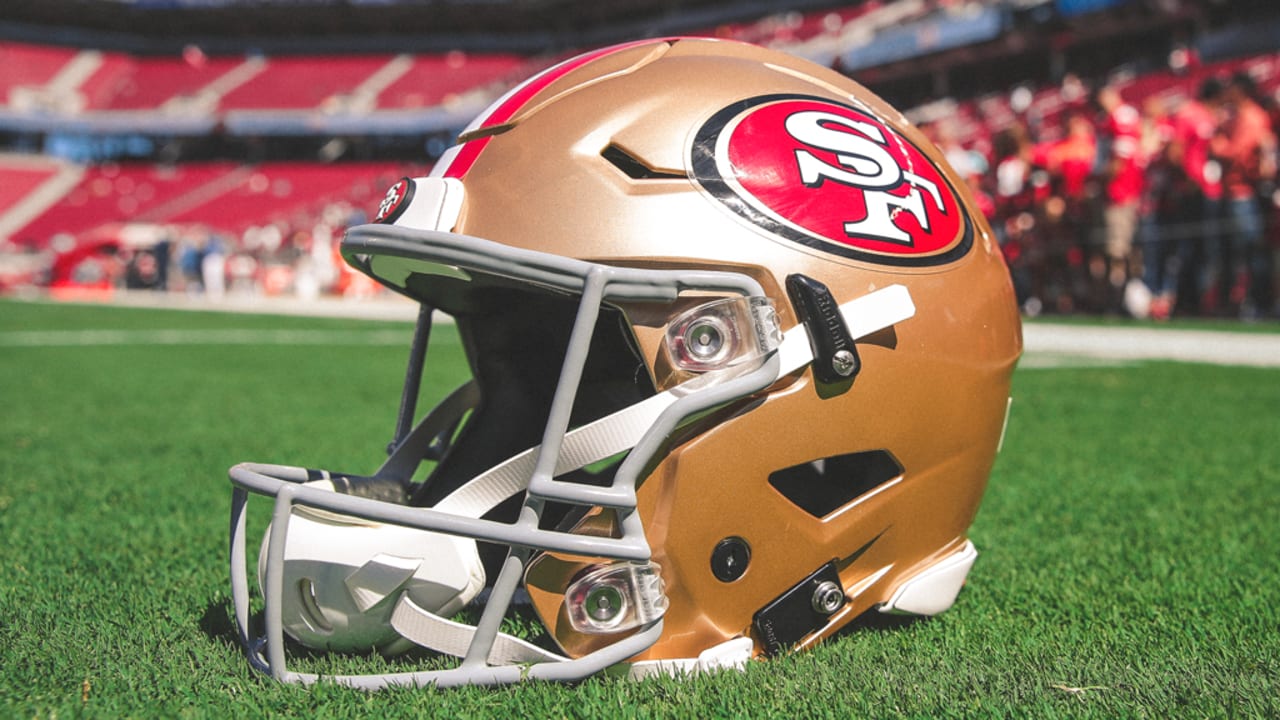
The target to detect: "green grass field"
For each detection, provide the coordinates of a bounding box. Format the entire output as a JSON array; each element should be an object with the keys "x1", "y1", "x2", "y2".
[{"x1": 2, "y1": 298, "x2": 1277, "y2": 718}]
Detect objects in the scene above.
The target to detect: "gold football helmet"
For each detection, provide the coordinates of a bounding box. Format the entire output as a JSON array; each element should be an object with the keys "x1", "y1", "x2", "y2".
[{"x1": 229, "y1": 37, "x2": 1021, "y2": 688}]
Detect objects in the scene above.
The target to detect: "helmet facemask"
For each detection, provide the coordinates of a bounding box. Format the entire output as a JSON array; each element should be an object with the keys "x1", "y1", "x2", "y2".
[
  {"x1": 230, "y1": 221, "x2": 793, "y2": 688},
  {"x1": 226, "y1": 35, "x2": 1017, "y2": 690}
]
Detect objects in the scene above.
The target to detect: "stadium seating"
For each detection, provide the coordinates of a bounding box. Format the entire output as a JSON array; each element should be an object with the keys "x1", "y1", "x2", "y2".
[
  {"x1": 7, "y1": 161, "x2": 409, "y2": 245},
  {"x1": 94, "y1": 54, "x2": 250, "y2": 111},
  {"x1": 1, "y1": 42, "x2": 83, "y2": 113},
  {"x1": 3, "y1": 1, "x2": 1279, "y2": 303},
  {"x1": 4, "y1": 40, "x2": 1279, "y2": 252},
  {"x1": 376, "y1": 52, "x2": 525, "y2": 110},
  {"x1": 0, "y1": 42, "x2": 78, "y2": 94},
  {"x1": 0, "y1": 40, "x2": 538, "y2": 119},
  {"x1": 0, "y1": 159, "x2": 61, "y2": 218},
  {"x1": 162, "y1": 161, "x2": 403, "y2": 230},
  {"x1": 0, "y1": 155, "x2": 82, "y2": 244},
  {"x1": 218, "y1": 55, "x2": 394, "y2": 111},
  {"x1": 933, "y1": 50, "x2": 1280, "y2": 153},
  {"x1": 11, "y1": 162, "x2": 239, "y2": 242}
]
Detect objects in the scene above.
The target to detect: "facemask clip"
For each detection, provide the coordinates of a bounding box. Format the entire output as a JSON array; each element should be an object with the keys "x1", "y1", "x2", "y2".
[
  {"x1": 565, "y1": 561, "x2": 669, "y2": 635},
  {"x1": 785, "y1": 274, "x2": 861, "y2": 385},
  {"x1": 664, "y1": 296, "x2": 781, "y2": 373}
]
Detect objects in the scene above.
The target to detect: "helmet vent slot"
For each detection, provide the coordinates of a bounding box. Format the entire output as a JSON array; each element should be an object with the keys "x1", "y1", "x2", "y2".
[
  {"x1": 601, "y1": 144, "x2": 685, "y2": 180},
  {"x1": 768, "y1": 450, "x2": 903, "y2": 518}
]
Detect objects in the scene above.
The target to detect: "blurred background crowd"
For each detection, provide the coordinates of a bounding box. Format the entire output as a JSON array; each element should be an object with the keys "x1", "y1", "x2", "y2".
[
  {"x1": 1, "y1": 0, "x2": 1277, "y2": 320},
  {"x1": 930, "y1": 63, "x2": 1278, "y2": 320}
]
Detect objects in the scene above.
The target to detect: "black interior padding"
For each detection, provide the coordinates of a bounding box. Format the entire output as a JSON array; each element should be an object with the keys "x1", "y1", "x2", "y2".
[{"x1": 400, "y1": 272, "x2": 655, "y2": 579}]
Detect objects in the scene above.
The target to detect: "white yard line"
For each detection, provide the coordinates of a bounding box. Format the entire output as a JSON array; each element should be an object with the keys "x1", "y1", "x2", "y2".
[
  {"x1": 4, "y1": 293, "x2": 1278, "y2": 366},
  {"x1": 0, "y1": 328, "x2": 416, "y2": 347},
  {"x1": 112, "y1": 292, "x2": 423, "y2": 321},
  {"x1": 1022, "y1": 324, "x2": 1280, "y2": 368}
]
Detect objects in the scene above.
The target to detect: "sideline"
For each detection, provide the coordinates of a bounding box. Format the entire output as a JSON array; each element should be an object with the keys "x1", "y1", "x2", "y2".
[
  {"x1": 5, "y1": 292, "x2": 1279, "y2": 367},
  {"x1": 0, "y1": 328, "x2": 415, "y2": 347},
  {"x1": 93, "y1": 290, "x2": 423, "y2": 322},
  {"x1": 1022, "y1": 323, "x2": 1280, "y2": 368}
]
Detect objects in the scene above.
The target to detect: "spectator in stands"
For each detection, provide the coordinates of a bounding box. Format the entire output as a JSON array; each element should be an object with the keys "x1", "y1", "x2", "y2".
[
  {"x1": 1136, "y1": 96, "x2": 1174, "y2": 318},
  {"x1": 1162, "y1": 77, "x2": 1225, "y2": 316},
  {"x1": 925, "y1": 118, "x2": 996, "y2": 222},
  {"x1": 1094, "y1": 84, "x2": 1146, "y2": 314},
  {"x1": 992, "y1": 123, "x2": 1041, "y2": 312},
  {"x1": 124, "y1": 243, "x2": 168, "y2": 291},
  {"x1": 1213, "y1": 71, "x2": 1277, "y2": 318},
  {"x1": 179, "y1": 231, "x2": 205, "y2": 294},
  {"x1": 1044, "y1": 112, "x2": 1097, "y2": 204},
  {"x1": 1041, "y1": 111, "x2": 1098, "y2": 312},
  {"x1": 201, "y1": 229, "x2": 227, "y2": 299}
]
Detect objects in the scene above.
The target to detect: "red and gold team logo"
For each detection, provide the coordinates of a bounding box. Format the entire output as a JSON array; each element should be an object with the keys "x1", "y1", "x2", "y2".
[
  {"x1": 375, "y1": 177, "x2": 414, "y2": 224},
  {"x1": 691, "y1": 95, "x2": 971, "y2": 266}
]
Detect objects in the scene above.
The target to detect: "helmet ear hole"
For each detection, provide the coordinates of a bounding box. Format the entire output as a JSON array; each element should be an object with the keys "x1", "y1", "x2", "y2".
[
  {"x1": 296, "y1": 578, "x2": 334, "y2": 635},
  {"x1": 768, "y1": 450, "x2": 903, "y2": 518}
]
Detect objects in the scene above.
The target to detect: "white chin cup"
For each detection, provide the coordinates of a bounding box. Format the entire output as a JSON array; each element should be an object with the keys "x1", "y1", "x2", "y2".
[{"x1": 258, "y1": 481, "x2": 486, "y2": 653}]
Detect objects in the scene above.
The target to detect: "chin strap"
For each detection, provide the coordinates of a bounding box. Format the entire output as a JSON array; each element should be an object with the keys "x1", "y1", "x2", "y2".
[
  {"x1": 391, "y1": 596, "x2": 568, "y2": 665},
  {"x1": 429, "y1": 283, "x2": 915, "y2": 521},
  {"x1": 363, "y1": 284, "x2": 916, "y2": 664},
  {"x1": 388, "y1": 597, "x2": 758, "y2": 675}
]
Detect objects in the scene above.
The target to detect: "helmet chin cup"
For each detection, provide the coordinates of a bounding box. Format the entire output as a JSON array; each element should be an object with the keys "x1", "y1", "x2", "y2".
[{"x1": 257, "y1": 480, "x2": 485, "y2": 653}]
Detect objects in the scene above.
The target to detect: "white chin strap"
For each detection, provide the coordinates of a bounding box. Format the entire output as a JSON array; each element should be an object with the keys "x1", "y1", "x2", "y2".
[
  {"x1": 362, "y1": 284, "x2": 915, "y2": 671},
  {"x1": 427, "y1": 283, "x2": 915, "y2": 519}
]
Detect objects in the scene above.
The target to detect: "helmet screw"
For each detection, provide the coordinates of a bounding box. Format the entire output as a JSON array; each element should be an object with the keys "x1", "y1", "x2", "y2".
[
  {"x1": 711, "y1": 537, "x2": 751, "y2": 583},
  {"x1": 583, "y1": 583, "x2": 626, "y2": 625},
  {"x1": 811, "y1": 580, "x2": 845, "y2": 615},
  {"x1": 831, "y1": 349, "x2": 858, "y2": 378}
]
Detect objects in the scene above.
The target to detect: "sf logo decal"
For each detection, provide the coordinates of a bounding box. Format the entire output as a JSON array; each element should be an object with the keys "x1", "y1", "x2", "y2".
[
  {"x1": 691, "y1": 95, "x2": 971, "y2": 266},
  {"x1": 375, "y1": 178, "x2": 415, "y2": 224},
  {"x1": 787, "y1": 110, "x2": 948, "y2": 247}
]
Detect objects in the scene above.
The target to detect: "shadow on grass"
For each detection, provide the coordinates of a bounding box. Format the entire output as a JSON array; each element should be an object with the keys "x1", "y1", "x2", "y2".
[
  {"x1": 195, "y1": 593, "x2": 561, "y2": 677},
  {"x1": 834, "y1": 607, "x2": 925, "y2": 640},
  {"x1": 199, "y1": 597, "x2": 240, "y2": 647}
]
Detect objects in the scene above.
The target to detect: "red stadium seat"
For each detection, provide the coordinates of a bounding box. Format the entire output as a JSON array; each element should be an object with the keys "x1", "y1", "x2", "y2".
[
  {"x1": 0, "y1": 160, "x2": 60, "y2": 218},
  {"x1": 218, "y1": 55, "x2": 393, "y2": 111},
  {"x1": 0, "y1": 42, "x2": 78, "y2": 106},
  {"x1": 97, "y1": 55, "x2": 250, "y2": 111},
  {"x1": 376, "y1": 53, "x2": 524, "y2": 110},
  {"x1": 10, "y1": 161, "x2": 412, "y2": 245}
]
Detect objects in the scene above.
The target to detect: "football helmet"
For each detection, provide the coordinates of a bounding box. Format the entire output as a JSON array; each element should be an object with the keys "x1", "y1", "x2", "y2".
[{"x1": 228, "y1": 37, "x2": 1021, "y2": 689}]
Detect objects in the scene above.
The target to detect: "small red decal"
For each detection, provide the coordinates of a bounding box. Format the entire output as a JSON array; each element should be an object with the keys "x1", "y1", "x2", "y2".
[{"x1": 375, "y1": 178, "x2": 414, "y2": 224}]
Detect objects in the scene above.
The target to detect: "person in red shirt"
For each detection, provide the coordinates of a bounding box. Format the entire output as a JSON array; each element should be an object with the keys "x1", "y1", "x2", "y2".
[
  {"x1": 1044, "y1": 113, "x2": 1097, "y2": 202},
  {"x1": 1213, "y1": 71, "x2": 1277, "y2": 317},
  {"x1": 1163, "y1": 78, "x2": 1225, "y2": 315},
  {"x1": 1096, "y1": 84, "x2": 1146, "y2": 313},
  {"x1": 1041, "y1": 112, "x2": 1098, "y2": 312},
  {"x1": 1138, "y1": 96, "x2": 1178, "y2": 319}
]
